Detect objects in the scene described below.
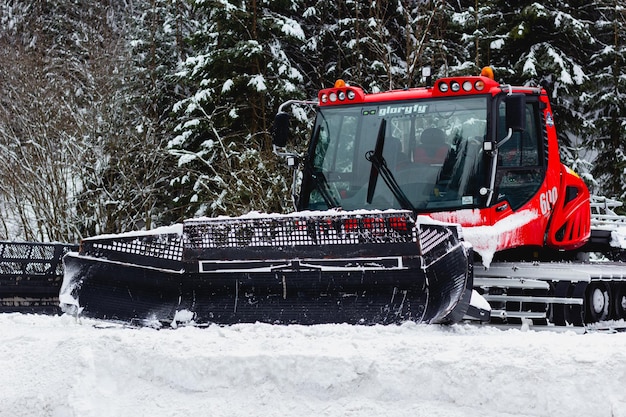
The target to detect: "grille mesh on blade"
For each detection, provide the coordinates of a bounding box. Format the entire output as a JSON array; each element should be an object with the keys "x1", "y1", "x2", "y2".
[{"x1": 184, "y1": 211, "x2": 417, "y2": 249}]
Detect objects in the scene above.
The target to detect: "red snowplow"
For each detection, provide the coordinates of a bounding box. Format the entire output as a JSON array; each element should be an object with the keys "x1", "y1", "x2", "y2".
[{"x1": 60, "y1": 68, "x2": 626, "y2": 327}]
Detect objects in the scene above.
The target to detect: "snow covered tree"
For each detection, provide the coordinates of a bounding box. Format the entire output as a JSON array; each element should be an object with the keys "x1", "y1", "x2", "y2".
[
  {"x1": 583, "y1": 1, "x2": 626, "y2": 203},
  {"x1": 0, "y1": 1, "x2": 198, "y2": 240},
  {"x1": 386, "y1": 0, "x2": 455, "y2": 86},
  {"x1": 170, "y1": 0, "x2": 307, "y2": 217},
  {"x1": 75, "y1": 0, "x2": 196, "y2": 236},
  {"x1": 456, "y1": 1, "x2": 596, "y2": 171},
  {"x1": 510, "y1": 3, "x2": 594, "y2": 153},
  {"x1": 0, "y1": 1, "x2": 129, "y2": 241},
  {"x1": 448, "y1": 1, "x2": 508, "y2": 74},
  {"x1": 300, "y1": 0, "x2": 452, "y2": 92}
]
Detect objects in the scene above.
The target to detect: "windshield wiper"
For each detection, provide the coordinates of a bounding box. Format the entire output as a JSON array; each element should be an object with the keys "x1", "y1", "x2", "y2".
[{"x1": 365, "y1": 119, "x2": 415, "y2": 211}]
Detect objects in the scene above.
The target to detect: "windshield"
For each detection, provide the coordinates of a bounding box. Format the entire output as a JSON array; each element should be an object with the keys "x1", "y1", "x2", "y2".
[{"x1": 299, "y1": 96, "x2": 489, "y2": 211}]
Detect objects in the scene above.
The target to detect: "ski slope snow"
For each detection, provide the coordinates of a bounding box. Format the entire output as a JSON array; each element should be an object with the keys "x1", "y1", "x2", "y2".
[{"x1": 1, "y1": 314, "x2": 625, "y2": 417}]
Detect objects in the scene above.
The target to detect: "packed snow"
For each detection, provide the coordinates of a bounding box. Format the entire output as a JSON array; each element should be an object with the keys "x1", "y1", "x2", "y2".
[{"x1": 2, "y1": 313, "x2": 626, "y2": 417}]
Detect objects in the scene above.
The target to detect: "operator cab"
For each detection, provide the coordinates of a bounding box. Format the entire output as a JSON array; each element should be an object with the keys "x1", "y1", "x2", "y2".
[
  {"x1": 273, "y1": 74, "x2": 545, "y2": 217},
  {"x1": 296, "y1": 94, "x2": 542, "y2": 215}
]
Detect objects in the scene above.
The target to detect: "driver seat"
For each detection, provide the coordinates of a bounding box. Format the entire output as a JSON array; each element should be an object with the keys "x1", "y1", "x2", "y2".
[{"x1": 414, "y1": 128, "x2": 449, "y2": 164}]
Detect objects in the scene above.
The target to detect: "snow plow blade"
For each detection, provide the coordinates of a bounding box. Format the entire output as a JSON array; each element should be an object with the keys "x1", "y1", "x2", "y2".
[
  {"x1": 0, "y1": 241, "x2": 77, "y2": 313},
  {"x1": 60, "y1": 210, "x2": 473, "y2": 326}
]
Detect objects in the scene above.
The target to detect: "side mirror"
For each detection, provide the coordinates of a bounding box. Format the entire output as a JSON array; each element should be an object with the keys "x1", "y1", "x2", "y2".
[
  {"x1": 505, "y1": 93, "x2": 526, "y2": 132},
  {"x1": 272, "y1": 112, "x2": 291, "y2": 147}
]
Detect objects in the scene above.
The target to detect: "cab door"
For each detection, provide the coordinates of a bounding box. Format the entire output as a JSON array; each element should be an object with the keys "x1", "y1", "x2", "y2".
[{"x1": 492, "y1": 96, "x2": 546, "y2": 219}]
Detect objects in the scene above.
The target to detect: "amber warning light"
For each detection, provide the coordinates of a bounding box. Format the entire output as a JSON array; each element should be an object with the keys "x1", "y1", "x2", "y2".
[{"x1": 480, "y1": 66, "x2": 495, "y2": 79}]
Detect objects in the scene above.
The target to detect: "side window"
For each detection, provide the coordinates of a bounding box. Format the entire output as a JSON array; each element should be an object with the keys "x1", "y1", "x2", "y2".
[
  {"x1": 315, "y1": 114, "x2": 356, "y2": 173},
  {"x1": 308, "y1": 112, "x2": 359, "y2": 209},
  {"x1": 498, "y1": 104, "x2": 539, "y2": 167},
  {"x1": 495, "y1": 101, "x2": 544, "y2": 210}
]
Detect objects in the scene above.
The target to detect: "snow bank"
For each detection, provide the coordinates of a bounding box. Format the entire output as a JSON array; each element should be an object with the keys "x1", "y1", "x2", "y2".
[{"x1": 1, "y1": 314, "x2": 626, "y2": 417}]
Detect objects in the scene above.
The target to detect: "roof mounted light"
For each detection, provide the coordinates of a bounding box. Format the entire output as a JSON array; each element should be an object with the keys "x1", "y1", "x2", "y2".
[
  {"x1": 334, "y1": 79, "x2": 346, "y2": 88},
  {"x1": 438, "y1": 82, "x2": 449, "y2": 93},
  {"x1": 450, "y1": 81, "x2": 460, "y2": 92},
  {"x1": 462, "y1": 80, "x2": 472, "y2": 91},
  {"x1": 317, "y1": 82, "x2": 366, "y2": 105},
  {"x1": 474, "y1": 80, "x2": 485, "y2": 91}
]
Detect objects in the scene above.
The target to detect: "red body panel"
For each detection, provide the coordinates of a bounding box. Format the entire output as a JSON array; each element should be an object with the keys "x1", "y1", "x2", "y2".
[{"x1": 427, "y1": 91, "x2": 591, "y2": 257}]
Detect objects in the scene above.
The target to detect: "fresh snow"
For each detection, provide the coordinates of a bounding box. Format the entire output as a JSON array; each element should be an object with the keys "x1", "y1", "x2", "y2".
[
  {"x1": 221, "y1": 79, "x2": 234, "y2": 93},
  {"x1": 612, "y1": 226, "x2": 626, "y2": 249},
  {"x1": 279, "y1": 17, "x2": 305, "y2": 40},
  {"x1": 2, "y1": 314, "x2": 626, "y2": 417},
  {"x1": 190, "y1": 208, "x2": 414, "y2": 223},
  {"x1": 248, "y1": 74, "x2": 267, "y2": 92}
]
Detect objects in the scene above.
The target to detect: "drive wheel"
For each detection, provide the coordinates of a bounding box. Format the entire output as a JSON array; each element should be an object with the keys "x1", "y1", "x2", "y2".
[
  {"x1": 585, "y1": 282, "x2": 611, "y2": 323},
  {"x1": 612, "y1": 284, "x2": 626, "y2": 320}
]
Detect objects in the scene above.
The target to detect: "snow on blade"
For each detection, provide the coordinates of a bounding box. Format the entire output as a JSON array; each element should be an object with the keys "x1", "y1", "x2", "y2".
[
  {"x1": 58, "y1": 255, "x2": 83, "y2": 317},
  {"x1": 83, "y1": 223, "x2": 184, "y2": 240},
  {"x1": 462, "y1": 209, "x2": 539, "y2": 267},
  {"x1": 171, "y1": 310, "x2": 195, "y2": 328}
]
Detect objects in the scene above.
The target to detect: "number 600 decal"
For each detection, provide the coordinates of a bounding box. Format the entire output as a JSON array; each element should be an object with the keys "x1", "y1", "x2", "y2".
[{"x1": 539, "y1": 186, "x2": 558, "y2": 215}]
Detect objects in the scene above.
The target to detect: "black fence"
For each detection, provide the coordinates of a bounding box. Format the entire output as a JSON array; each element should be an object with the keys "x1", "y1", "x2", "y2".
[{"x1": 0, "y1": 241, "x2": 77, "y2": 313}]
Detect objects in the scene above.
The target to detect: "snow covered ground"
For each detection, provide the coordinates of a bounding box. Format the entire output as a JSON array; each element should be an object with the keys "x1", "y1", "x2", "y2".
[{"x1": 2, "y1": 314, "x2": 626, "y2": 417}]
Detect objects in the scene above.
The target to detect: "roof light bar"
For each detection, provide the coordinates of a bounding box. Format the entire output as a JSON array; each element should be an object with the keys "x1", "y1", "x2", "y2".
[{"x1": 318, "y1": 80, "x2": 365, "y2": 105}]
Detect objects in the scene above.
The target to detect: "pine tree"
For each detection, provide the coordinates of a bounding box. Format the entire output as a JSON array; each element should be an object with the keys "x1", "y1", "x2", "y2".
[
  {"x1": 461, "y1": 1, "x2": 596, "y2": 170},
  {"x1": 75, "y1": 0, "x2": 196, "y2": 235},
  {"x1": 583, "y1": 0, "x2": 626, "y2": 203},
  {"x1": 391, "y1": 0, "x2": 455, "y2": 86},
  {"x1": 170, "y1": 0, "x2": 308, "y2": 217},
  {"x1": 447, "y1": 0, "x2": 507, "y2": 74},
  {"x1": 301, "y1": 0, "x2": 453, "y2": 91}
]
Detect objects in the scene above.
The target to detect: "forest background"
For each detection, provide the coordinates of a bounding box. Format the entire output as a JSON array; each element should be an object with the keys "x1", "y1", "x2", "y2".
[{"x1": 0, "y1": 0, "x2": 624, "y2": 243}]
